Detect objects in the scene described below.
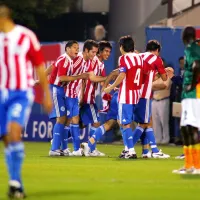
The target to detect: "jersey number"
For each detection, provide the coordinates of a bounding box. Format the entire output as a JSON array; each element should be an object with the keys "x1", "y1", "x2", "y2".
[{"x1": 134, "y1": 68, "x2": 141, "y2": 86}]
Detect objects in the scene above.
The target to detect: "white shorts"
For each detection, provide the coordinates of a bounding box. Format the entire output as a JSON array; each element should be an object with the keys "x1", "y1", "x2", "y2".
[{"x1": 180, "y1": 98, "x2": 200, "y2": 129}]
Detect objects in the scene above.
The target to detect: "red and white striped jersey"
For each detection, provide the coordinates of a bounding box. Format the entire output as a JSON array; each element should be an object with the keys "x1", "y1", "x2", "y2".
[
  {"x1": 118, "y1": 53, "x2": 144, "y2": 104},
  {"x1": 83, "y1": 56, "x2": 106, "y2": 104},
  {"x1": 65, "y1": 52, "x2": 90, "y2": 98},
  {"x1": 140, "y1": 52, "x2": 166, "y2": 99},
  {"x1": 0, "y1": 25, "x2": 44, "y2": 90},
  {"x1": 49, "y1": 53, "x2": 72, "y2": 86}
]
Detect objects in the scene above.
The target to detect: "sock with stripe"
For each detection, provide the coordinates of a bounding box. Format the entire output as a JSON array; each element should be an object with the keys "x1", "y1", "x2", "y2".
[
  {"x1": 120, "y1": 126, "x2": 128, "y2": 151},
  {"x1": 122, "y1": 128, "x2": 134, "y2": 150},
  {"x1": 70, "y1": 124, "x2": 80, "y2": 151},
  {"x1": 5, "y1": 142, "x2": 24, "y2": 185},
  {"x1": 51, "y1": 123, "x2": 64, "y2": 151},
  {"x1": 61, "y1": 126, "x2": 70, "y2": 150},
  {"x1": 89, "y1": 126, "x2": 97, "y2": 138},
  {"x1": 192, "y1": 144, "x2": 200, "y2": 169},
  {"x1": 132, "y1": 126, "x2": 144, "y2": 146},
  {"x1": 140, "y1": 133, "x2": 149, "y2": 154},
  {"x1": 89, "y1": 125, "x2": 106, "y2": 152},
  {"x1": 145, "y1": 128, "x2": 159, "y2": 153}
]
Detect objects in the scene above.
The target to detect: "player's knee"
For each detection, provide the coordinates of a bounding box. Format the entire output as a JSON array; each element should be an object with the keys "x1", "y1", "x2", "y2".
[
  {"x1": 138, "y1": 123, "x2": 147, "y2": 129},
  {"x1": 56, "y1": 116, "x2": 66, "y2": 124},
  {"x1": 92, "y1": 122, "x2": 100, "y2": 128},
  {"x1": 104, "y1": 120, "x2": 116, "y2": 131},
  {"x1": 181, "y1": 126, "x2": 190, "y2": 146},
  {"x1": 7, "y1": 122, "x2": 22, "y2": 142},
  {"x1": 72, "y1": 115, "x2": 79, "y2": 124}
]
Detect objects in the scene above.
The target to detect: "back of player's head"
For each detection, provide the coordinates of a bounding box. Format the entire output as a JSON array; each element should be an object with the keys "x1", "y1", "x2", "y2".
[
  {"x1": 0, "y1": 3, "x2": 12, "y2": 19},
  {"x1": 182, "y1": 26, "x2": 196, "y2": 45},
  {"x1": 83, "y1": 39, "x2": 98, "y2": 52},
  {"x1": 98, "y1": 41, "x2": 112, "y2": 53},
  {"x1": 146, "y1": 40, "x2": 161, "y2": 52},
  {"x1": 119, "y1": 35, "x2": 135, "y2": 52},
  {"x1": 65, "y1": 40, "x2": 78, "y2": 50},
  {"x1": 178, "y1": 56, "x2": 184, "y2": 62}
]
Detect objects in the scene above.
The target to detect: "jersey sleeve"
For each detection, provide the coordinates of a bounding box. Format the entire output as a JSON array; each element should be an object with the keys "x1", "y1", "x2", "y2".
[
  {"x1": 57, "y1": 59, "x2": 71, "y2": 76},
  {"x1": 118, "y1": 56, "x2": 127, "y2": 73},
  {"x1": 155, "y1": 57, "x2": 166, "y2": 74},
  {"x1": 27, "y1": 31, "x2": 44, "y2": 67}
]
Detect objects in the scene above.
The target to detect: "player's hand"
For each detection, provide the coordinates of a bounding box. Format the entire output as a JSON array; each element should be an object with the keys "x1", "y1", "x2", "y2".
[
  {"x1": 43, "y1": 93, "x2": 53, "y2": 114},
  {"x1": 103, "y1": 86, "x2": 113, "y2": 94},
  {"x1": 81, "y1": 73, "x2": 89, "y2": 80}
]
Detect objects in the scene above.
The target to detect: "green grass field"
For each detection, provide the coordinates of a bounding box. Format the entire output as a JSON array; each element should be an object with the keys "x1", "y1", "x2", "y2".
[{"x1": 0, "y1": 142, "x2": 199, "y2": 200}]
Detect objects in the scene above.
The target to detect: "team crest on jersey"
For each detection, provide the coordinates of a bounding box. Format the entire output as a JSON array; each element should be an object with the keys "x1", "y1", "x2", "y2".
[{"x1": 60, "y1": 106, "x2": 65, "y2": 112}]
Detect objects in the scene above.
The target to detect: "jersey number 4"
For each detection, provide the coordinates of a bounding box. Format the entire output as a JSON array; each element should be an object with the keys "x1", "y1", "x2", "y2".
[{"x1": 134, "y1": 68, "x2": 141, "y2": 86}]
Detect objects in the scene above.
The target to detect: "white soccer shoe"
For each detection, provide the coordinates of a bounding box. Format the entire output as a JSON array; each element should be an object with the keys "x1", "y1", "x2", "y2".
[
  {"x1": 49, "y1": 150, "x2": 64, "y2": 156},
  {"x1": 175, "y1": 154, "x2": 185, "y2": 159},
  {"x1": 81, "y1": 142, "x2": 90, "y2": 156},
  {"x1": 172, "y1": 167, "x2": 194, "y2": 174},
  {"x1": 95, "y1": 149, "x2": 105, "y2": 156},
  {"x1": 192, "y1": 169, "x2": 200, "y2": 175},
  {"x1": 152, "y1": 149, "x2": 170, "y2": 158},
  {"x1": 142, "y1": 151, "x2": 152, "y2": 158},
  {"x1": 72, "y1": 148, "x2": 84, "y2": 156},
  {"x1": 63, "y1": 148, "x2": 73, "y2": 156}
]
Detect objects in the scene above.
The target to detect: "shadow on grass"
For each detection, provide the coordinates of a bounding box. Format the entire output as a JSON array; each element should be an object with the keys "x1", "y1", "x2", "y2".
[
  {"x1": 180, "y1": 174, "x2": 200, "y2": 180},
  {"x1": 29, "y1": 189, "x2": 92, "y2": 198}
]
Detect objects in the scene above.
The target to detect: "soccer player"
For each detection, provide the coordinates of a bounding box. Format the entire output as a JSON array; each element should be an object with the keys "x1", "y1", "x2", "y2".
[
  {"x1": 63, "y1": 40, "x2": 99, "y2": 156},
  {"x1": 173, "y1": 26, "x2": 200, "y2": 174},
  {"x1": 103, "y1": 35, "x2": 145, "y2": 159},
  {"x1": 80, "y1": 41, "x2": 112, "y2": 155},
  {"x1": 48, "y1": 40, "x2": 88, "y2": 156},
  {"x1": 0, "y1": 4, "x2": 52, "y2": 198},
  {"x1": 131, "y1": 40, "x2": 170, "y2": 158}
]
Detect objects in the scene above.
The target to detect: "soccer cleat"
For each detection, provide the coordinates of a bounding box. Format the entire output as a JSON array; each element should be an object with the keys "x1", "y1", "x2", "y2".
[
  {"x1": 172, "y1": 167, "x2": 194, "y2": 174},
  {"x1": 192, "y1": 169, "x2": 200, "y2": 175},
  {"x1": 142, "y1": 151, "x2": 152, "y2": 158},
  {"x1": 152, "y1": 149, "x2": 170, "y2": 158},
  {"x1": 124, "y1": 149, "x2": 137, "y2": 159},
  {"x1": 81, "y1": 142, "x2": 90, "y2": 156},
  {"x1": 62, "y1": 148, "x2": 73, "y2": 156},
  {"x1": 95, "y1": 149, "x2": 105, "y2": 156},
  {"x1": 87, "y1": 150, "x2": 101, "y2": 157},
  {"x1": 8, "y1": 181, "x2": 26, "y2": 199},
  {"x1": 118, "y1": 150, "x2": 128, "y2": 158},
  {"x1": 49, "y1": 150, "x2": 64, "y2": 156},
  {"x1": 175, "y1": 154, "x2": 185, "y2": 159},
  {"x1": 72, "y1": 148, "x2": 83, "y2": 156}
]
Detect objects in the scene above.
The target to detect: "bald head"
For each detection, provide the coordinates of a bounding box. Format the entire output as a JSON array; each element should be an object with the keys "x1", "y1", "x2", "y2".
[{"x1": 0, "y1": 4, "x2": 12, "y2": 18}]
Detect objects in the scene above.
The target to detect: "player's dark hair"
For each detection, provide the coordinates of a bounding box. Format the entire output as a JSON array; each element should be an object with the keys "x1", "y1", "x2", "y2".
[
  {"x1": 146, "y1": 40, "x2": 161, "y2": 52},
  {"x1": 98, "y1": 41, "x2": 112, "y2": 54},
  {"x1": 182, "y1": 26, "x2": 196, "y2": 45},
  {"x1": 178, "y1": 56, "x2": 184, "y2": 62},
  {"x1": 119, "y1": 35, "x2": 135, "y2": 52},
  {"x1": 83, "y1": 39, "x2": 98, "y2": 52},
  {"x1": 0, "y1": 3, "x2": 12, "y2": 18},
  {"x1": 65, "y1": 40, "x2": 78, "y2": 51}
]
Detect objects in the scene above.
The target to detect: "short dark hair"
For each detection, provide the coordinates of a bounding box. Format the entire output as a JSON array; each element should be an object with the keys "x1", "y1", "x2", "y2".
[
  {"x1": 178, "y1": 56, "x2": 184, "y2": 62},
  {"x1": 65, "y1": 40, "x2": 78, "y2": 51},
  {"x1": 0, "y1": 3, "x2": 12, "y2": 18},
  {"x1": 146, "y1": 40, "x2": 161, "y2": 52},
  {"x1": 119, "y1": 35, "x2": 134, "y2": 52},
  {"x1": 182, "y1": 26, "x2": 196, "y2": 45},
  {"x1": 83, "y1": 39, "x2": 98, "y2": 51},
  {"x1": 98, "y1": 41, "x2": 112, "y2": 53}
]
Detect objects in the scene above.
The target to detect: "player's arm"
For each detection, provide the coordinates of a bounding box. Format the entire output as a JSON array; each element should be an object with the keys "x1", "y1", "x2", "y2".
[
  {"x1": 88, "y1": 71, "x2": 107, "y2": 82},
  {"x1": 102, "y1": 69, "x2": 119, "y2": 91},
  {"x1": 35, "y1": 65, "x2": 52, "y2": 113},
  {"x1": 45, "y1": 64, "x2": 53, "y2": 76},
  {"x1": 79, "y1": 80, "x2": 86, "y2": 106},
  {"x1": 59, "y1": 73, "x2": 88, "y2": 82},
  {"x1": 156, "y1": 58, "x2": 168, "y2": 81},
  {"x1": 104, "y1": 68, "x2": 126, "y2": 94}
]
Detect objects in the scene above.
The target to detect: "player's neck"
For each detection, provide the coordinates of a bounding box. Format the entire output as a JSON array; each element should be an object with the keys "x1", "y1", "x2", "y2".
[
  {"x1": 3, "y1": 20, "x2": 15, "y2": 33},
  {"x1": 82, "y1": 52, "x2": 88, "y2": 61},
  {"x1": 98, "y1": 56, "x2": 103, "y2": 62}
]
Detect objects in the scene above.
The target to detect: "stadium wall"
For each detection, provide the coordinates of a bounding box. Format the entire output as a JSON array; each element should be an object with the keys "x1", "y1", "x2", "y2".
[{"x1": 22, "y1": 42, "x2": 116, "y2": 142}]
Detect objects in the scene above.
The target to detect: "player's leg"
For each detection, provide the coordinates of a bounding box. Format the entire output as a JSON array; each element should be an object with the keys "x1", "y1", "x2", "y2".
[
  {"x1": 119, "y1": 103, "x2": 136, "y2": 159},
  {"x1": 5, "y1": 90, "x2": 34, "y2": 198},
  {"x1": 49, "y1": 85, "x2": 66, "y2": 156},
  {"x1": 87, "y1": 119, "x2": 117, "y2": 156},
  {"x1": 66, "y1": 97, "x2": 83, "y2": 156}
]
